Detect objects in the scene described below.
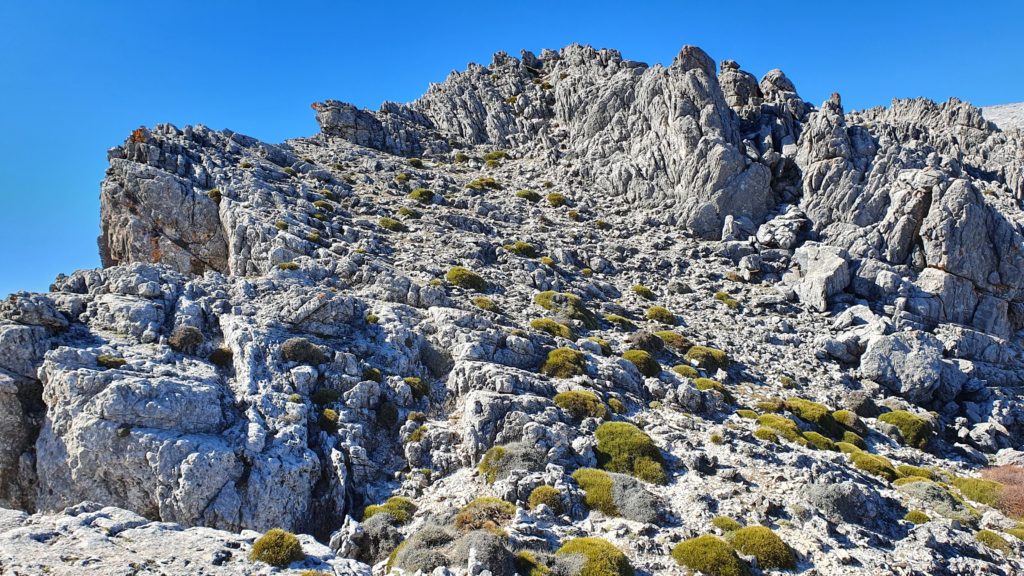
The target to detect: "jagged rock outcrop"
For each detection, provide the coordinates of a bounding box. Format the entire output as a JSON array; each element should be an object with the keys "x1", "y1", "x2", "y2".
[{"x1": 3, "y1": 44, "x2": 1024, "y2": 576}]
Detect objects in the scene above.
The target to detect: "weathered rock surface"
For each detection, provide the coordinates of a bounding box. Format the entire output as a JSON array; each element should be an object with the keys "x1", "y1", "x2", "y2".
[{"x1": 2, "y1": 44, "x2": 1024, "y2": 576}]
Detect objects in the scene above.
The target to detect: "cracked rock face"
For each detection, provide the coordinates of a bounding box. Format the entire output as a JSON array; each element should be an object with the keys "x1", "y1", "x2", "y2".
[{"x1": 2, "y1": 44, "x2": 1024, "y2": 575}]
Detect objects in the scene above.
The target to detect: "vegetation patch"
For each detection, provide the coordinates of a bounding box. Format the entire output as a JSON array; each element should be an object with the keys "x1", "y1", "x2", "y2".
[
  {"x1": 975, "y1": 530, "x2": 1012, "y2": 554},
  {"x1": 645, "y1": 306, "x2": 676, "y2": 325},
  {"x1": 878, "y1": 410, "x2": 933, "y2": 449},
  {"x1": 730, "y1": 526, "x2": 795, "y2": 570},
  {"x1": 404, "y1": 376, "x2": 429, "y2": 399},
  {"x1": 531, "y1": 318, "x2": 573, "y2": 339},
  {"x1": 528, "y1": 486, "x2": 562, "y2": 513},
  {"x1": 556, "y1": 537, "x2": 634, "y2": 576},
  {"x1": 784, "y1": 397, "x2": 842, "y2": 437},
  {"x1": 802, "y1": 431, "x2": 836, "y2": 451},
  {"x1": 654, "y1": 330, "x2": 690, "y2": 351},
  {"x1": 409, "y1": 188, "x2": 435, "y2": 203},
  {"x1": 363, "y1": 496, "x2": 417, "y2": 525},
  {"x1": 379, "y1": 217, "x2": 406, "y2": 232},
  {"x1": 572, "y1": 468, "x2": 618, "y2": 516},
  {"x1": 546, "y1": 192, "x2": 567, "y2": 207},
  {"x1": 712, "y1": 516, "x2": 742, "y2": 532},
  {"x1": 594, "y1": 421, "x2": 666, "y2": 484},
  {"x1": 671, "y1": 535, "x2": 749, "y2": 576},
  {"x1": 850, "y1": 452, "x2": 899, "y2": 482},
  {"x1": 97, "y1": 354, "x2": 127, "y2": 369},
  {"x1": 685, "y1": 345, "x2": 728, "y2": 371},
  {"x1": 622, "y1": 349, "x2": 661, "y2": 377},
  {"x1": 904, "y1": 510, "x2": 930, "y2": 524},
  {"x1": 605, "y1": 314, "x2": 637, "y2": 330},
  {"x1": 533, "y1": 291, "x2": 599, "y2": 328},
  {"x1": 504, "y1": 241, "x2": 537, "y2": 257},
  {"x1": 755, "y1": 414, "x2": 807, "y2": 446},
  {"x1": 694, "y1": 378, "x2": 734, "y2": 403},
  {"x1": 472, "y1": 296, "x2": 500, "y2": 313},
  {"x1": 672, "y1": 364, "x2": 699, "y2": 379},
  {"x1": 554, "y1": 390, "x2": 607, "y2": 420},
  {"x1": 516, "y1": 189, "x2": 541, "y2": 202},
  {"x1": 454, "y1": 497, "x2": 516, "y2": 531},
  {"x1": 540, "y1": 347, "x2": 587, "y2": 378},
  {"x1": 478, "y1": 443, "x2": 546, "y2": 484},
  {"x1": 467, "y1": 177, "x2": 502, "y2": 190},
  {"x1": 952, "y1": 477, "x2": 1003, "y2": 507},
  {"x1": 714, "y1": 291, "x2": 740, "y2": 309},
  {"x1": 631, "y1": 285, "x2": 655, "y2": 300},
  {"x1": 446, "y1": 266, "x2": 487, "y2": 290},
  {"x1": 281, "y1": 337, "x2": 326, "y2": 365},
  {"x1": 250, "y1": 528, "x2": 304, "y2": 567}
]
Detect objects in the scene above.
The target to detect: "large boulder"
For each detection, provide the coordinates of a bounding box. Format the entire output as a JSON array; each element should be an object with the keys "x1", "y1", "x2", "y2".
[
  {"x1": 860, "y1": 331, "x2": 966, "y2": 405},
  {"x1": 788, "y1": 243, "x2": 851, "y2": 312}
]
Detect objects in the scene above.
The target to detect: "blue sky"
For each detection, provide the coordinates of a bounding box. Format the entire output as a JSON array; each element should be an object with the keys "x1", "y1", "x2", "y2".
[{"x1": 1, "y1": 0, "x2": 1021, "y2": 297}]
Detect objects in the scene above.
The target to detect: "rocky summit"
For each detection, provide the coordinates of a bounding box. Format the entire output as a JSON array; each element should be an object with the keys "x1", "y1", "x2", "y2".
[{"x1": 2, "y1": 44, "x2": 1024, "y2": 576}]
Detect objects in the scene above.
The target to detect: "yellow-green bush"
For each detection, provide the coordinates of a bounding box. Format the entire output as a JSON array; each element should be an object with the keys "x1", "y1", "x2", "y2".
[
  {"x1": 454, "y1": 497, "x2": 515, "y2": 531},
  {"x1": 850, "y1": 452, "x2": 899, "y2": 482},
  {"x1": 622, "y1": 349, "x2": 661, "y2": 377},
  {"x1": 685, "y1": 346, "x2": 728, "y2": 370},
  {"x1": 730, "y1": 526, "x2": 795, "y2": 570},
  {"x1": 755, "y1": 414, "x2": 807, "y2": 446},
  {"x1": 594, "y1": 422, "x2": 665, "y2": 484},
  {"x1": 672, "y1": 364, "x2": 699, "y2": 378},
  {"x1": 363, "y1": 496, "x2": 417, "y2": 525},
  {"x1": 645, "y1": 306, "x2": 675, "y2": 325},
  {"x1": 713, "y1": 291, "x2": 739, "y2": 309},
  {"x1": 534, "y1": 291, "x2": 599, "y2": 328},
  {"x1": 572, "y1": 468, "x2": 617, "y2": 516},
  {"x1": 836, "y1": 441, "x2": 863, "y2": 454},
  {"x1": 754, "y1": 427, "x2": 779, "y2": 443},
  {"x1": 896, "y1": 465, "x2": 934, "y2": 480},
  {"x1": 547, "y1": 192, "x2": 567, "y2": 207},
  {"x1": 249, "y1": 528, "x2": 304, "y2": 567},
  {"x1": 556, "y1": 537, "x2": 634, "y2": 576},
  {"x1": 784, "y1": 397, "x2": 841, "y2": 437},
  {"x1": 467, "y1": 176, "x2": 502, "y2": 190},
  {"x1": 409, "y1": 188, "x2": 435, "y2": 203},
  {"x1": 472, "y1": 296, "x2": 499, "y2": 312},
  {"x1": 842, "y1": 430, "x2": 867, "y2": 449},
  {"x1": 631, "y1": 285, "x2": 655, "y2": 300},
  {"x1": 505, "y1": 241, "x2": 537, "y2": 257},
  {"x1": 736, "y1": 409, "x2": 758, "y2": 420},
  {"x1": 904, "y1": 510, "x2": 930, "y2": 524},
  {"x1": 607, "y1": 398, "x2": 626, "y2": 414},
  {"x1": 975, "y1": 529, "x2": 1012, "y2": 554},
  {"x1": 531, "y1": 318, "x2": 573, "y2": 339},
  {"x1": 694, "y1": 378, "x2": 734, "y2": 403},
  {"x1": 654, "y1": 330, "x2": 690, "y2": 351},
  {"x1": 514, "y1": 551, "x2": 550, "y2": 576},
  {"x1": 712, "y1": 516, "x2": 742, "y2": 532},
  {"x1": 404, "y1": 376, "x2": 428, "y2": 399},
  {"x1": 878, "y1": 410, "x2": 932, "y2": 449},
  {"x1": 528, "y1": 485, "x2": 562, "y2": 513},
  {"x1": 516, "y1": 189, "x2": 541, "y2": 202},
  {"x1": 554, "y1": 390, "x2": 607, "y2": 420},
  {"x1": 446, "y1": 267, "x2": 486, "y2": 290},
  {"x1": 952, "y1": 477, "x2": 1003, "y2": 507},
  {"x1": 540, "y1": 347, "x2": 587, "y2": 378},
  {"x1": 605, "y1": 314, "x2": 637, "y2": 330},
  {"x1": 97, "y1": 354, "x2": 127, "y2": 369},
  {"x1": 802, "y1": 431, "x2": 836, "y2": 451},
  {"x1": 671, "y1": 535, "x2": 748, "y2": 576}
]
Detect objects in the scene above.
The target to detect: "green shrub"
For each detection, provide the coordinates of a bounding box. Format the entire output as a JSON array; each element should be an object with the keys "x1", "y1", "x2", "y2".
[
  {"x1": 595, "y1": 422, "x2": 666, "y2": 484},
  {"x1": 477, "y1": 443, "x2": 544, "y2": 484},
  {"x1": 319, "y1": 408, "x2": 339, "y2": 432},
  {"x1": 1008, "y1": 526, "x2": 1024, "y2": 541},
  {"x1": 952, "y1": 477, "x2": 1003, "y2": 507},
  {"x1": 736, "y1": 409, "x2": 758, "y2": 420},
  {"x1": 836, "y1": 441, "x2": 863, "y2": 454},
  {"x1": 283, "y1": 167, "x2": 297, "y2": 176},
  {"x1": 363, "y1": 496, "x2": 417, "y2": 525},
  {"x1": 409, "y1": 188, "x2": 435, "y2": 203},
  {"x1": 546, "y1": 192, "x2": 567, "y2": 207},
  {"x1": 784, "y1": 397, "x2": 841, "y2": 437},
  {"x1": 281, "y1": 337, "x2": 326, "y2": 365},
  {"x1": 539, "y1": 256, "x2": 555, "y2": 266},
  {"x1": 454, "y1": 152, "x2": 469, "y2": 163},
  {"x1": 712, "y1": 516, "x2": 742, "y2": 532},
  {"x1": 531, "y1": 318, "x2": 573, "y2": 339},
  {"x1": 904, "y1": 510, "x2": 930, "y2": 524},
  {"x1": 685, "y1": 346, "x2": 728, "y2": 371},
  {"x1": 533, "y1": 291, "x2": 599, "y2": 328},
  {"x1": 896, "y1": 465, "x2": 934, "y2": 480},
  {"x1": 556, "y1": 537, "x2": 633, "y2": 576},
  {"x1": 587, "y1": 336, "x2": 612, "y2": 355},
  {"x1": 878, "y1": 410, "x2": 932, "y2": 449},
  {"x1": 394, "y1": 172, "x2": 410, "y2": 183},
  {"x1": 850, "y1": 452, "x2": 899, "y2": 482},
  {"x1": 397, "y1": 206, "x2": 421, "y2": 219},
  {"x1": 472, "y1": 296, "x2": 500, "y2": 312},
  {"x1": 207, "y1": 188, "x2": 222, "y2": 202},
  {"x1": 275, "y1": 220, "x2": 288, "y2": 230},
  {"x1": 645, "y1": 306, "x2": 675, "y2": 325},
  {"x1": 362, "y1": 367, "x2": 382, "y2": 382},
  {"x1": 312, "y1": 199, "x2": 333, "y2": 211},
  {"x1": 554, "y1": 390, "x2": 607, "y2": 420},
  {"x1": 408, "y1": 158, "x2": 424, "y2": 168},
  {"x1": 605, "y1": 314, "x2": 637, "y2": 330},
  {"x1": 654, "y1": 330, "x2": 690, "y2": 351},
  {"x1": 505, "y1": 241, "x2": 537, "y2": 257},
  {"x1": 714, "y1": 291, "x2": 740, "y2": 309},
  {"x1": 379, "y1": 217, "x2": 406, "y2": 232},
  {"x1": 672, "y1": 364, "x2": 699, "y2": 379},
  {"x1": 482, "y1": 150, "x2": 507, "y2": 162},
  {"x1": 755, "y1": 414, "x2": 807, "y2": 446},
  {"x1": 671, "y1": 535, "x2": 748, "y2": 576},
  {"x1": 975, "y1": 530, "x2": 1012, "y2": 554},
  {"x1": 607, "y1": 398, "x2": 626, "y2": 414},
  {"x1": 514, "y1": 551, "x2": 550, "y2": 576},
  {"x1": 404, "y1": 376, "x2": 429, "y2": 399},
  {"x1": 572, "y1": 468, "x2": 617, "y2": 515},
  {"x1": 694, "y1": 378, "x2": 734, "y2": 403},
  {"x1": 467, "y1": 177, "x2": 502, "y2": 190},
  {"x1": 97, "y1": 354, "x2": 127, "y2": 369},
  {"x1": 528, "y1": 485, "x2": 562, "y2": 513},
  {"x1": 730, "y1": 526, "x2": 795, "y2": 570},
  {"x1": 754, "y1": 427, "x2": 778, "y2": 443},
  {"x1": 842, "y1": 430, "x2": 867, "y2": 449},
  {"x1": 540, "y1": 347, "x2": 587, "y2": 378},
  {"x1": 630, "y1": 285, "x2": 655, "y2": 300},
  {"x1": 622, "y1": 349, "x2": 661, "y2": 377},
  {"x1": 249, "y1": 528, "x2": 304, "y2": 567},
  {"x1": 454, "y1": 497, "x2": 515, "y2": 531},
  {"x1": 832, "y1": 409, "x2": 864, "y2": 433},
  {"x1": 516, "y1": 189, "x2": 541, "y2": 202},
  {"x1": 755, "y1": 398, "x2": 784, "y2": 413},
  {"x1": 802, "y1": 431, "x2": 836, "y2": 451},
  {"x1": 446, "y1": 266, "x2": 487, "y2": 290}
]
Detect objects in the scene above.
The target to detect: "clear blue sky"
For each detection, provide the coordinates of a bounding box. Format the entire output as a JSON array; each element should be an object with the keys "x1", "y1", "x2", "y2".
[{"x1": 1, "y1": 0, "x2": 1020, "y2": 297}]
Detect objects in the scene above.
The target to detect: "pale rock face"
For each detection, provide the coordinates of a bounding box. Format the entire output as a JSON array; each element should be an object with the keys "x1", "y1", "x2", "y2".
[{"x1": 1, "y1": 43, "x2": 1023, "y2": 576}]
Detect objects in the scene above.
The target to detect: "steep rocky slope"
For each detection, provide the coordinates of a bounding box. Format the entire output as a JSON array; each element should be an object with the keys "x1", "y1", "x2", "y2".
[{"x1": 2, "y1": 44, "x2": 1024, "y2": 575}]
